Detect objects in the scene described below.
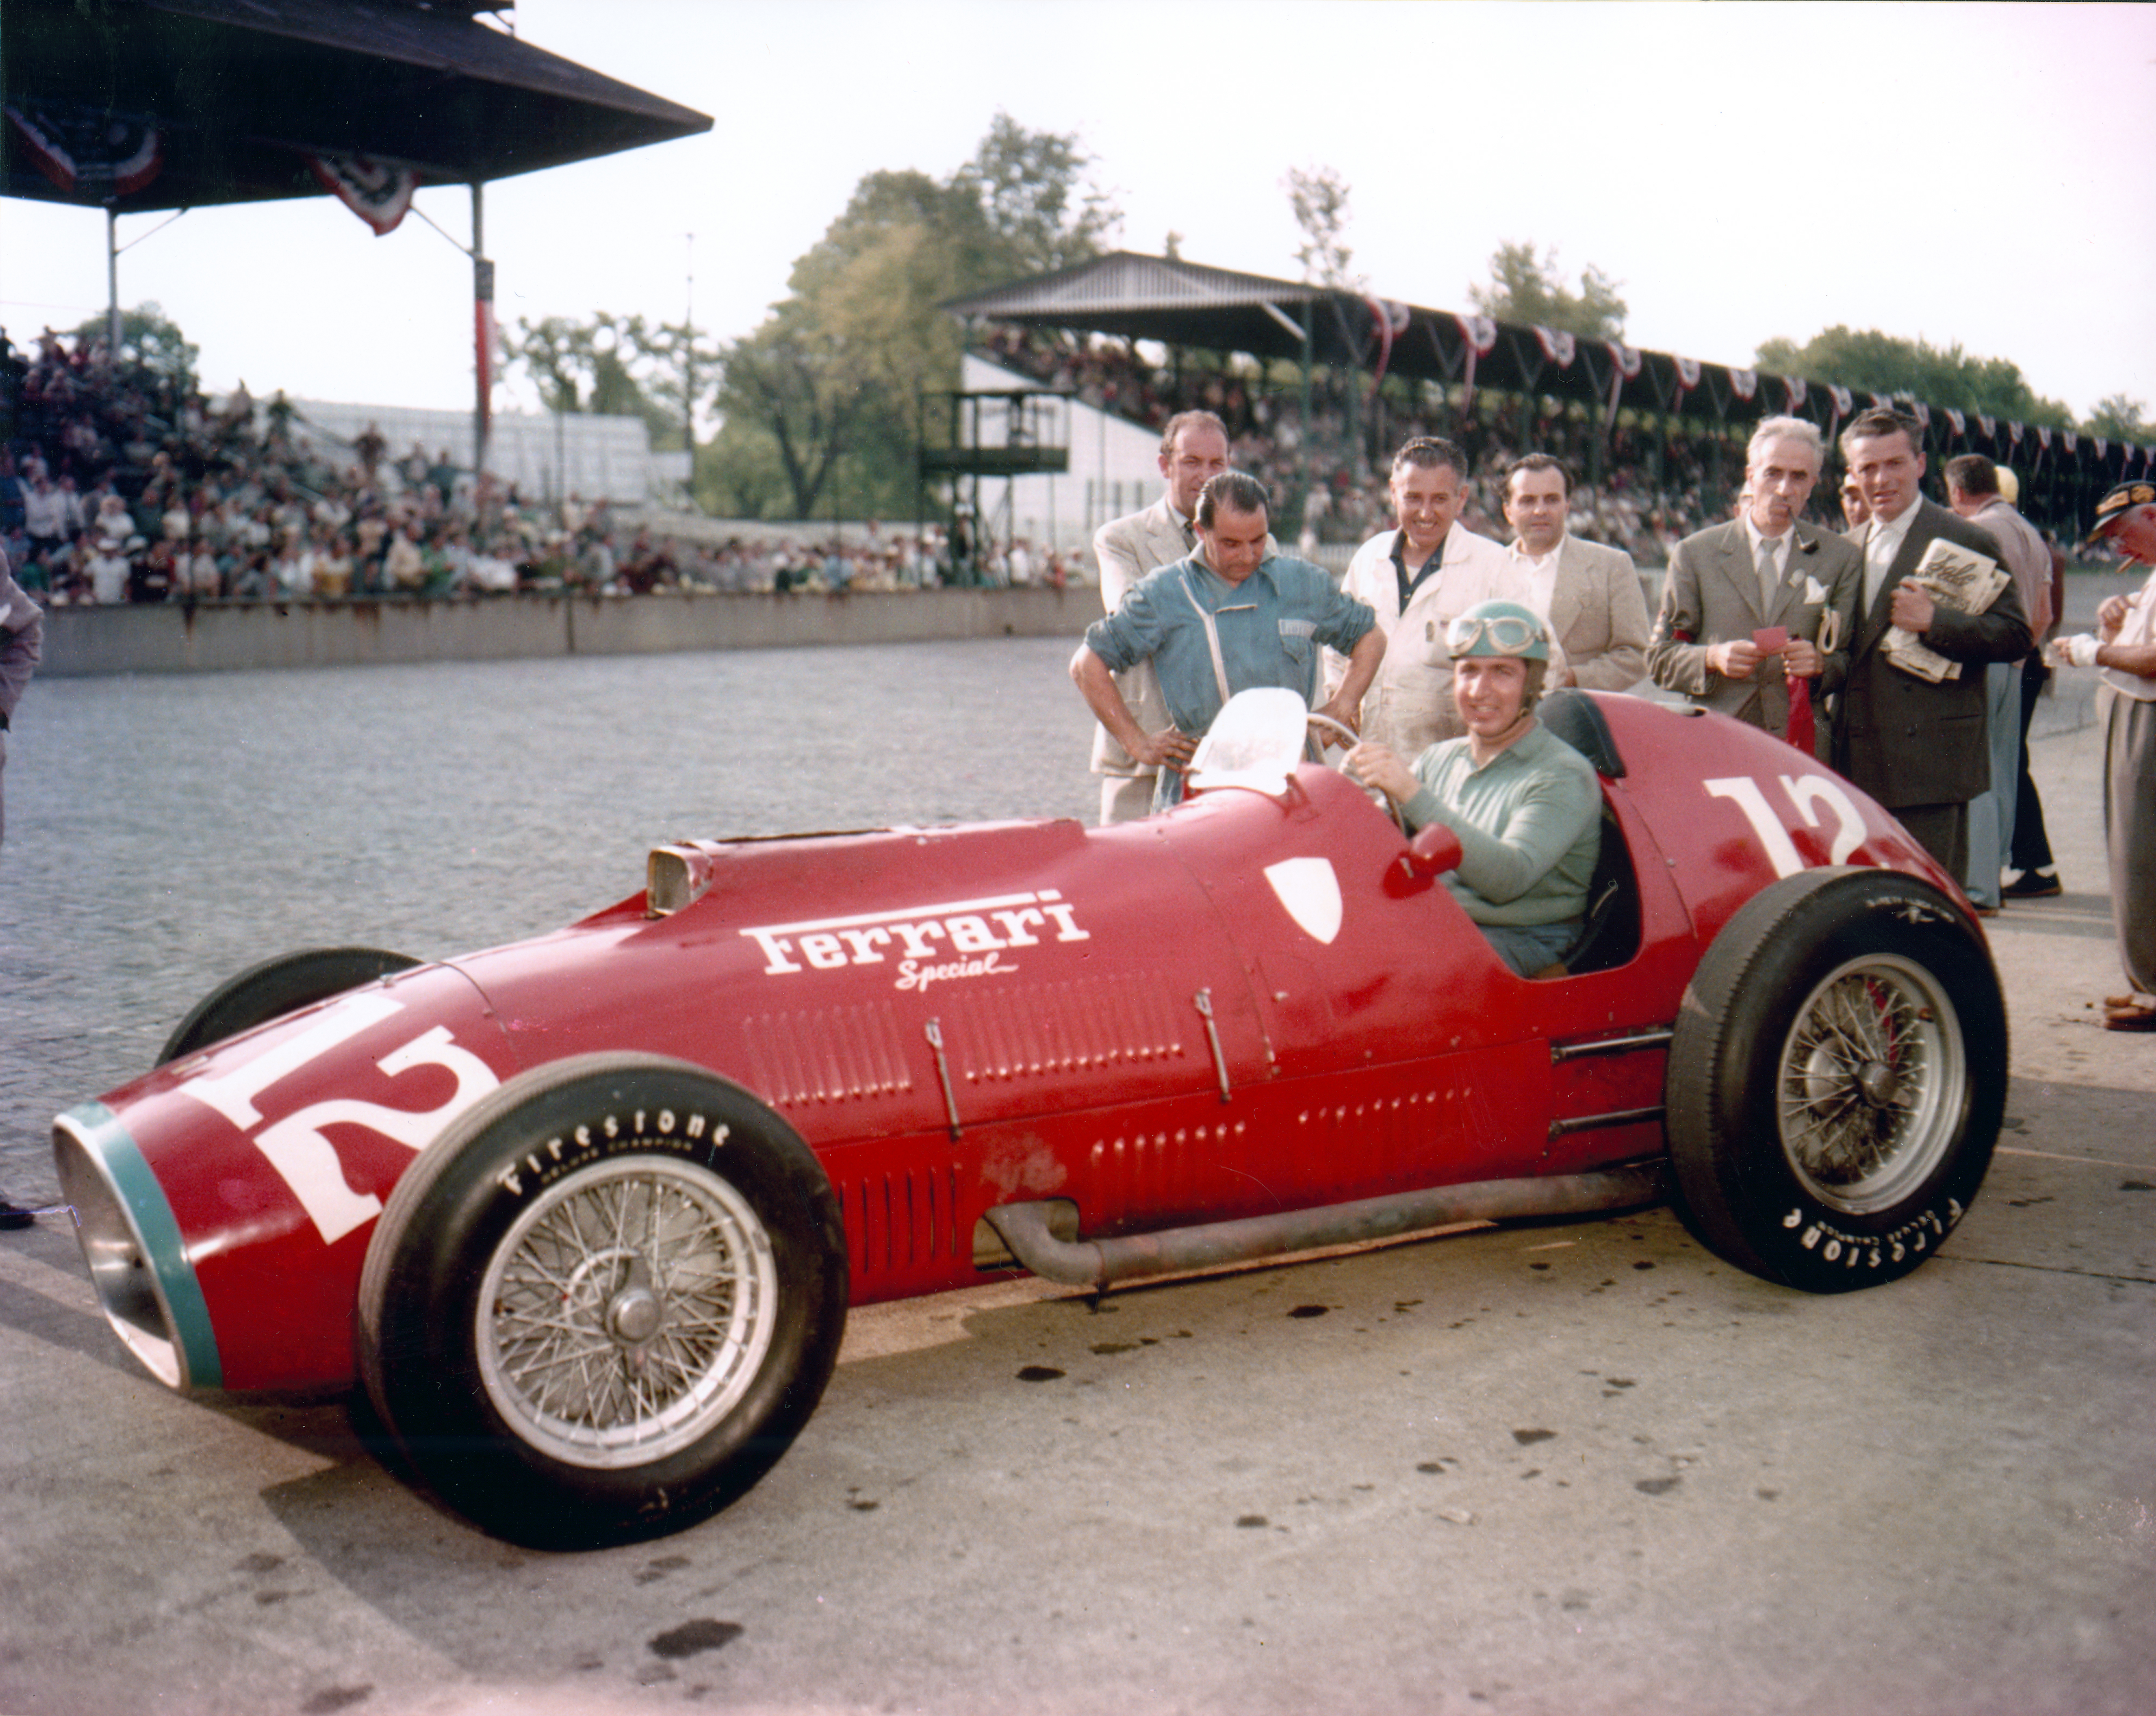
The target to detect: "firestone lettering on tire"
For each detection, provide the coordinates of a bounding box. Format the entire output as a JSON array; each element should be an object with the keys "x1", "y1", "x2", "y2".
[{"x1": 496, "y1": 1110, "x2": 733, "y2": 1197}]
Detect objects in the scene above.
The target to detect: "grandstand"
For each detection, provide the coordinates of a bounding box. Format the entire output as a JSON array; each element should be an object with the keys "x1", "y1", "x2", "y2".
[{"x1": 944, "y1": 250, "x2": 2146, "y2": 557}]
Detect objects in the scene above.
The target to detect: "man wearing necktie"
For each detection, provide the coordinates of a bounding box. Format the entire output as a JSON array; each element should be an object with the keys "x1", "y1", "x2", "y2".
[
  {"x1": 1648, "y1": 416, "x2": 1862, "y2": 755},
  {"x1": 1833, "y1": 407, "x2": 2031, "y2": 880}
]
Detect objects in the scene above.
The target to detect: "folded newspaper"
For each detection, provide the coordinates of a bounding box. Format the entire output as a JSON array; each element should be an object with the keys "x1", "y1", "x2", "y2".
[{"x1": 1883, "y1": 538, "x2": 2010, "y2": 682}]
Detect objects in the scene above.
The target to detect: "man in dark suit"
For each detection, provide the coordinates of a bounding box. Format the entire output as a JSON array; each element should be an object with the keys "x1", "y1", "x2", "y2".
[
  {"x1": 1834, "y1": 407, "x2": 2031, "y2": 880},
  {"x1": 1648, "y1": 416, "x2": 1862, "y2": 754}
]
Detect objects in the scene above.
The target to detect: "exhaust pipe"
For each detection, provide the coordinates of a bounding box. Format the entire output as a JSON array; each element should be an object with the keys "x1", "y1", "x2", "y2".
[{"x1": 984, "y1": 1162, "x2": 1667, "y2": 1291}]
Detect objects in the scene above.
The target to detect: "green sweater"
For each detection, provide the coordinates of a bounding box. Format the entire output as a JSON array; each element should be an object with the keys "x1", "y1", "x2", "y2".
[{"x1": 1401, "y1": 721, "x2": 1600, "y2": 927}]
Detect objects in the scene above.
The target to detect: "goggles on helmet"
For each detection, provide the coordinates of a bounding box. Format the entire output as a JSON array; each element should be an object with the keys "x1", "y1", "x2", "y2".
[{"x1": 1445, "y1": 610, "x2": 1544, "y2": 659}]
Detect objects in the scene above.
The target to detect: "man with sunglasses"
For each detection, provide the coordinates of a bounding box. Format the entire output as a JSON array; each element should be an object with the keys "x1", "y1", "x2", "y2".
[{"x1": 1345, "y1": 599, "x2": 1600, "y2": 978}]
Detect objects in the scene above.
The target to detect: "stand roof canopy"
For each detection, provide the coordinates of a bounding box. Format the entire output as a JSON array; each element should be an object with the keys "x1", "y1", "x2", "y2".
[{"x1": 4, "y1": 0, "x2": 712, "y2": 212}]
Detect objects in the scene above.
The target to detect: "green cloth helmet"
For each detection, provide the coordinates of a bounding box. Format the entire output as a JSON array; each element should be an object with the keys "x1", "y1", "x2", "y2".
[{"x1": 1445, "y1": 598, "x2": 1550, "y2": 662}]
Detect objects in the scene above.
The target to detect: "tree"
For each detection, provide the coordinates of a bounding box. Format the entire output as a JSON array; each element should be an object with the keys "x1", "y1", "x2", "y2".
[
  {"x1": 628, "y1": 317, "x2": 723, "y2": 452},
  {"x1": 70, "y1": 302, "x2": 196, "y2": 390},
  {"x1": 2087, "y1": 393, "x2": 2148, "y2": 442},
  {"x1": 1753, "y1": 325, "x2": 2074, "y2": 429},
  {"x1": 955, "y1": 111, "x2": 1119, "y2": 279},
  {"x1": 715, "y1": 314, "x2": 870, "y2": 520},
  {"x1": 710, "y1": 116, "x2": 1121, "y2": 518},
  {"x1": 1468, "y1": 242, "x2": 1627, "y2": 340},
  {"x1": 503, "y1": 312, "x2": 721, "y2": 451},
  {"x1": 1285, "y1": 164, "x2": 1360, "y2": 290}
]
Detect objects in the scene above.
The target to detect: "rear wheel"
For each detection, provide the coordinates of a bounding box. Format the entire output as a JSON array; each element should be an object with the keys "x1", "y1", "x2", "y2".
[
  {"x1": 356, "y1": 1053, "x2": 848, "y2": 1547},
  {"x1": 1665, "y1": 869, "x2": 2004, "y2": 1292},
  {"x1": 159, "y1": 946, "x2": 420, "y2": 1065}
]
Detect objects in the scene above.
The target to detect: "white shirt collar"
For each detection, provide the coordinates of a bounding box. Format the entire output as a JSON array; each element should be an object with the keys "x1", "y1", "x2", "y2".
[
  {"x1": 1871, "y1": 494, "x2": 1922, "y2": 558},
  {"x1": 1509, "y1": 530, "x2": 1565, "y2": 570},
  {"x1": 1742, "y1": 515, "x2": 1793, "y2": 566}
]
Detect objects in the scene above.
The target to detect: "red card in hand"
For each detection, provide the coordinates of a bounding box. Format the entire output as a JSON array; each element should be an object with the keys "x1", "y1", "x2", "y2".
[{"x1": 1753, "y1": 626, "x2": 1789, "y2": 654}]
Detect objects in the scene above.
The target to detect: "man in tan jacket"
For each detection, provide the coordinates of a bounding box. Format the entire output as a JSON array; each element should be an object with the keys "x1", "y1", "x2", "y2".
[
  {"x1": 1500, "y1": 453, "x2": 1650, "y2": 691},
  {"x1": 1088, "y1": 412, "x2": 1231, "y2": 823}
]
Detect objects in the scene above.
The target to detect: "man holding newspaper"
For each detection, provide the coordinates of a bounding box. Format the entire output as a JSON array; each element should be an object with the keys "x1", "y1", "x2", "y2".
[{"x1": 1833, "y1": 407, "x2": 2032, "y2": 882}]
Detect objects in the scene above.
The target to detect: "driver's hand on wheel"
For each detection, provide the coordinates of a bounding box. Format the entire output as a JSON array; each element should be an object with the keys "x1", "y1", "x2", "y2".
[
  {"x1": 1343, "y1": 742, "x2": 1416, "y2": 806},
  {"x1": 1310, "y1": 695, "x2": 1362, "y2": 750}
]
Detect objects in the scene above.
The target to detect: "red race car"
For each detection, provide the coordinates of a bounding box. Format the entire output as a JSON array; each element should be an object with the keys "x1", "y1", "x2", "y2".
[{"x1": 54, "y1": 688, "x2": 2005, "y2": 1547}]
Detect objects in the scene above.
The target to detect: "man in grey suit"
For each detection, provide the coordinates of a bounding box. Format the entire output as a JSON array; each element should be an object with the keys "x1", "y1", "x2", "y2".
[
  {"x1": 1834, "y1": 407, "x2": 2031, "y2": 879},
  {"x1": 1500, "y1": 454, "x2": 1650, "y2": 690},
  {"x1": 1088, "y1": 411, "x2": 1230, "y2": 823},
  {"x1": 0, "y1": 546, "x2": 40, "y2": 1231},
  {"x1": 1648, "y1": 416, "x2": 1862, "y2": 753},
  {"x1": 0, "y1": 544, "x2": 40, "y2": 858}
]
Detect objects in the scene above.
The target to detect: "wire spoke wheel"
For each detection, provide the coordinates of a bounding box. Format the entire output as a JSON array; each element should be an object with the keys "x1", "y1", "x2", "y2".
[
  {"x1": 358, "y1": 1053, "x2": 848, "y2": 1545},
  {"x1": 1665, "y1": 869, "x2": 2004, "y2": 1293},
  {"x1": 478, "y1": 1156, "x2": 780, "y2": 1469},
  {"x1": 1777, "y1": 955, "x2": 1964, "y2": 1216}
]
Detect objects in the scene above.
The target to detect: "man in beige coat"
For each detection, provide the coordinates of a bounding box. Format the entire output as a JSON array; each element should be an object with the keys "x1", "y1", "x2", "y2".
[
  {"x1": 1500, "y1": 453, "x2": 1650, "y2": 691},
  {"x1": 1088, "y1": 411, "x2": 1231, "y2": 823}
]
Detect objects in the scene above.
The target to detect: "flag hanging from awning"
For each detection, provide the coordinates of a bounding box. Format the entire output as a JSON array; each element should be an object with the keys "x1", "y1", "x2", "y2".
[
  {"x1": 1364, "y1": 297, "x2": 1411, "y2": 392},
  {"x1": 6, "y1": 102, "x2": 163, "y2": 201},
  {"x1": 307, "y1": 152, "x2": 418, "y2": 235}
]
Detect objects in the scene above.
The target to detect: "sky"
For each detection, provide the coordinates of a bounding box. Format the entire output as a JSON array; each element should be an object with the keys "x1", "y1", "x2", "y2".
[{"x1": 3, "y1": 1, "x2": 2152, "y2": 428}]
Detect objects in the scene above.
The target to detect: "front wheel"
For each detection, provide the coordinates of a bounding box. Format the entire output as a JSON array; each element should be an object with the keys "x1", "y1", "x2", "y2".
[
  {"x1": 159, "y1": 946, "x2": 420, "y2": 1066},
  {"x1": 356, "y1": 1053, "x2": 849, "y2": 1546},
  {"x1": 1665, "y1": 868, "x2": 2005, "y2": 1293}
]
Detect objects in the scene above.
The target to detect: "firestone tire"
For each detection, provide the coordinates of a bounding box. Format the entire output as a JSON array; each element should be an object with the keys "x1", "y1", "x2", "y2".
[
  {"x1": 355, "y1": 1053, "x2": 849, "y2": 1548},
  {"x1": 1664, "y1": 867, "x2": 2005, "y2": 1294},
  {"x1": 159, "y1": 946, "x2": 421, "y2": 1066}
]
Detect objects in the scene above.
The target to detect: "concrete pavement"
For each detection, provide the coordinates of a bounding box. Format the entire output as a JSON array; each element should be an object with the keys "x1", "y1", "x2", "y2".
[{"x1": 1, "y1": 692, "x2": 2151, "y2": 1716}]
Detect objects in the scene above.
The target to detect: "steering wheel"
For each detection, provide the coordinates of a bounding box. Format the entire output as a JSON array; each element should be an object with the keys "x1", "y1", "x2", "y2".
[{"x1": 1306, "y1": 713, "x2": 1410, "y2": 835}]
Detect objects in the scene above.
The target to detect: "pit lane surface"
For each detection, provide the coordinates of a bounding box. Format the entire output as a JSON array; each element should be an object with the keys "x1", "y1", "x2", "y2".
[{"x1": 2, "y1": 619, "x2": 2151, "y2": 1716}]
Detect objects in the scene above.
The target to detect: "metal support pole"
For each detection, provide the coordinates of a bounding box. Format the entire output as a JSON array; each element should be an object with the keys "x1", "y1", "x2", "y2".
[
  {"x1": 106, "y1": 209, "x2": 121, "y2": 358},
  {"x1": 1299, "y1": 303, "x2": 1313, "y2": 472},
  {"x1": 471, "y1": 182, "x2": 491, "y2": 480}
]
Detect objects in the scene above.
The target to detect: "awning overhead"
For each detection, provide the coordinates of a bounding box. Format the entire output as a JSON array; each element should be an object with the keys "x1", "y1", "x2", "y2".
[
  {"x1": 946, "y1": 250, "x2": 1787, "y2": 428},
  {"x1": 3, "y1": 0, "x2": 712, "y2": 211}
]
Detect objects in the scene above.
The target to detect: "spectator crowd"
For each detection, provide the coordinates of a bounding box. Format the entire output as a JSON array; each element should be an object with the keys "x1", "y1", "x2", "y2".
[
  {"x1": 6, "y1": 317, "x2": 1783, "y2": 610},
  {"x1": 981, "y1": 323, "x2": 1748, "y2": 564},
  {"x1": 1, "y1": 323, "x2": 1044, "y2": 605}
]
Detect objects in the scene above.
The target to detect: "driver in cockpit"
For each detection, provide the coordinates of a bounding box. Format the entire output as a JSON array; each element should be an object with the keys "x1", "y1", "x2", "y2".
[{"x1": 1345, "y1": 599, "x2": 1600, "y2": 977}]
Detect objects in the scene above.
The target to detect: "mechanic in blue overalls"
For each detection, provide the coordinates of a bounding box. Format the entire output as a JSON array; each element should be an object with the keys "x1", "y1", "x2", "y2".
[
  {"x1": 1345, "y1": 599, "x2": 1601, "y2": 977},
  {"x1": 1071, "y1": 472, "x2": 1385, "y2": 811}
]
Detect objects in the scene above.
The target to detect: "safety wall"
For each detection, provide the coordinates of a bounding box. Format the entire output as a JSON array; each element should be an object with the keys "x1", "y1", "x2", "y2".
[{"x1": 39, "y1": 588, "x2": 1094, "y2": 677}]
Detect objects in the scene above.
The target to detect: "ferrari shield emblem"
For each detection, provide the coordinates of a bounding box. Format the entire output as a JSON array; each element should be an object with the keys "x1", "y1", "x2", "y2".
[{"x1": 1263, "y1": 858, "x2": 1343, "y2": 944}]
